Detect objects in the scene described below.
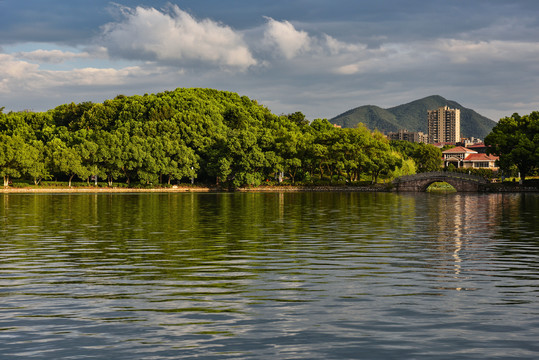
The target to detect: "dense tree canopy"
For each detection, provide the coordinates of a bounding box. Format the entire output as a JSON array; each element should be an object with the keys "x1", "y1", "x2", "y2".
[
  {"x1": 1, "y1": 88, "x2": 436, "y2": 187},
  {"x1": 485, "y1": 112, "x2": 539, "y2": 182},
  {"x1": 390, "y1": 140, "x2": 442, "y2": 173}
]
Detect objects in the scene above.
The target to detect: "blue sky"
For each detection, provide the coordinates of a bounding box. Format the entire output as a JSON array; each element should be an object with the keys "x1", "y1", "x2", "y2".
[{"x1": 1, "y1": 0, "x2": 539, "y2": 122}]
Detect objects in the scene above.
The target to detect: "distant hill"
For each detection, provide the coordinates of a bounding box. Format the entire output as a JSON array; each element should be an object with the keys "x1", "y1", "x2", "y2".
[{"x1": 329, "y1": 95, "x2": 497, "y2": 139}]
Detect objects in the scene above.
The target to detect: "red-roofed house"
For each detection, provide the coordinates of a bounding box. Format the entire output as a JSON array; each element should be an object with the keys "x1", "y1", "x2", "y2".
[
  {"x1": 465, "y1": 142, "x2": 488, "y2": 153},
  {"x1": 442, "y1": 146, "x2": 498, "y2": 170},
  {"x1": 464, "y1": 153, "x2": 499, "y2": 169}
]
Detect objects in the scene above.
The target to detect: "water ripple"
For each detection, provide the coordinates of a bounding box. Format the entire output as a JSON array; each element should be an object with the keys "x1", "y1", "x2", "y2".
[{"x1": 0, "y1": 192, "x2": 538, "y2": 359}]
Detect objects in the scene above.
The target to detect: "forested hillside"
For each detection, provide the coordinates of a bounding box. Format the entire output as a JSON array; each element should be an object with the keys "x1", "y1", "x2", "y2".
[
  {"x1": 1, "y1": 88, "x2": 432, "y2": 188},
  {"x1": 330, "y1": 95, "x2": 497, "y2": 139}
]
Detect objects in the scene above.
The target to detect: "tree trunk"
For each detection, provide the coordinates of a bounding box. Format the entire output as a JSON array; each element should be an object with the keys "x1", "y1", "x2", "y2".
[
  {"x1": 122, "y1": 168, "x2": 130, "y2": 185},
  {"x1": 3, "y1": 176, "x2": 8, "y2": 187},
  {"x1": 319, "y1": 164, "x2": 324, "y2": 179},
  {"x1": 519, "y1": 169, "x2": 527, "y2": 185},
  {"x1": 289, "y1": 168, "x2": 297, "y2": 184},
  {"x1": 68, "y1": 174, "x2": 74, "y2": 187}
]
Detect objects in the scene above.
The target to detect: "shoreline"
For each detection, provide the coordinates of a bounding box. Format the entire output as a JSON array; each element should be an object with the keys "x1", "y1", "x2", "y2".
[
  {"x1": 1, "y1": 184, "x2": 537, "y2": 194},
  {"x1": 1, "y1": 185, "x2": 389, "y2": 194},
  {"x1": 0, "y1": 186, "x2": 216, "y2": 193}
]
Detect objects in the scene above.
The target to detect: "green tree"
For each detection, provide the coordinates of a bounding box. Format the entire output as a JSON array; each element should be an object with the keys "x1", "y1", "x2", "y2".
[
  {"x1": 75, "y1": 130, "x2": 100, "y2": 185},
  {"x1": 485, "y1": 112, "x2": 539, "y2": 182},
  {"x1": 391, "y1": 140, "x2": 442, "y2": 173},
  {"x1": 48, "y1": 134, "x2": 91, "y2": 187},
  {"x1": 282, "y1": 130, "x2": 311, "y2": 183},
  {"x1": 308, "y1": 119, "x2": 338, "y2": 180},
  {"x1": 52, "y1": 102, "x2": 94, "y2": 129},
  {"x1": 0, "y1": 134, "x2": 25, "y2": 186},
  {"x1": 412, "y1": 143, "x2": 442, "y2": 172},
  {"x1": 95, "y1": 130, "x2": 124, "y2": 186},
  {"x1": 338, "y1": 125, "x2": 372, "y2": 182},
  {"x1": 388, "y1": 156, "x2": 416, "y2": 178},
  {"x1": 161, "y1": 138, "x2": 199, "y2": 184},
  {"x1": 0, "y1": 134, "x2": 41, "y2": 186},
  {"x1": 25, "y1": 140, "x2": 51, "y2": 185},
  {"x1": 266, "y1": 116, "x2": 311, "y2": 183},
  {"x1": 365, "y1": 131, "x2": 402, "y2": 183},
  {"x1": 286, "y1": 111, "x2": 309, "y2": 127}
]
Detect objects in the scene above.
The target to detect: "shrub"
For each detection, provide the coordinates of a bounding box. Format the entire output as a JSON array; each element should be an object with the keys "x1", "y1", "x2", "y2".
[
  {"x1": 448, "y1": 167, "x2": 497, "y2": 179},
  {"x1": 11, "y1": 182, "x2": 32, "y2": 188}
]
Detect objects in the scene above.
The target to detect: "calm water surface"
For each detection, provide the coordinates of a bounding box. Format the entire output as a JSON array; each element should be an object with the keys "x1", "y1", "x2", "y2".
[{"x1": 0, "y1": 192, "x2": 538, "y2": 359}]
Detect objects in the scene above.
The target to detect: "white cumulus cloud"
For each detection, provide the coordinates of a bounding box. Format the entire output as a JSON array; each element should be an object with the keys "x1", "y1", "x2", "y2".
[
  {"x1": 101, "y1": 5, "x2": 256, "y2": 69},
  {"x1": 433, "y1": 39, "x2": 539, "y2": 64},
  {"x1": 263, "y1": 17, "x2": 312, "y2": 59},
  {"x1": 0, "y1": 53, "x2": 146, "y2": 95},
  {"x1": 0, "y1": 54, "x2": 39, "y2": 79}
]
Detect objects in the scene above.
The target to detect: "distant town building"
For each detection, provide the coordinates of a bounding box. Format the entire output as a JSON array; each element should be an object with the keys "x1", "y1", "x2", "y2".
[
  {"x1": 461, "y1": 137, "x2": 483, "y2": 147},
  {"x1": 428, "y1": 106, "x2": 461, "y2": 144},
  {"x1": 431, "y1": 142, "x2": 455, "y2": 148},
  {"x1": 387, "y1": 129, "x2": 428, "y2": 143},
  {"x1": 442, "y1": 146, "x2": 498, "y2": 170}
]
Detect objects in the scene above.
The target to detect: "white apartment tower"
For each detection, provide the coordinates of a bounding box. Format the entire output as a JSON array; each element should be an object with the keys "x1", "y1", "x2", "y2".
[{"x1": 427, "y1": 106, "x2": 461, "y2": 144}]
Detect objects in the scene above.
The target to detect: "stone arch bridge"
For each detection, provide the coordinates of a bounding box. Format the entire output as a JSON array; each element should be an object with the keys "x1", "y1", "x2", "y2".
[{"x1": 393, "y1": 172, "x2": 491, "y2": 192}]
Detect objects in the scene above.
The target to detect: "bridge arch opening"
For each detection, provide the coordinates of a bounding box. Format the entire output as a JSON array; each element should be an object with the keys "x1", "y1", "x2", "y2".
[
  {"x1": 418, "y1": 178, "x2": 462, "y2": 192},
  {"x1": 426, "y1": 181, "x2": 456, "y2": 193}
]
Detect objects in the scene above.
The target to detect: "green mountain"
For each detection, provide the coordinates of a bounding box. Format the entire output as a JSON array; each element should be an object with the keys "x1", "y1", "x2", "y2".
[{"x1": 329, "y1": 95, "x2": 497, "y2": 139}]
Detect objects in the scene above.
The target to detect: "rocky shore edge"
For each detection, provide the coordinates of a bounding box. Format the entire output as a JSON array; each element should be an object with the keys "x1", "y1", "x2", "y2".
[
  {"x1": 2, "y1": 184, "x2": 536, "y2": 193},
  {"x1": 1, "y1": 185, "x2": 390, "y2": 193}
]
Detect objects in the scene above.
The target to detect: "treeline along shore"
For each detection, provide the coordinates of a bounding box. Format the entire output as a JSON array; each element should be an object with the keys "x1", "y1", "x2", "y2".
[
  {"x1": 1, "y1": 88, "x2": 537, "y2": 190},
  {"x1": 0, "y1": 88, "x2": 439, "y2": 189}
]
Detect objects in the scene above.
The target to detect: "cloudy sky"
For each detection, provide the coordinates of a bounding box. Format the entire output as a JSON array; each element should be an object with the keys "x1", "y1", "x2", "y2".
[{"x1": 1, "y1": 0, "x2": 538, "y2": 121}]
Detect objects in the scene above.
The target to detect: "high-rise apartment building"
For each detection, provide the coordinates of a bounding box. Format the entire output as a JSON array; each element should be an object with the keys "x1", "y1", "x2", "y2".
[{"x1": 427, "y1": 106, "x2": 461, "y2": 144}]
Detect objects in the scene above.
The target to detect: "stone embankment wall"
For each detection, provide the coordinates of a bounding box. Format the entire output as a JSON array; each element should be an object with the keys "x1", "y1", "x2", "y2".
[
  {"x1": 0, "y1": 186, "x2": 216, "y2": 193},
  {"x1": 237, "y1": 185, "x2": 390, "y2": 192},
  {"x1": 1, "y1": 185, "x2": 390, "y2": 193},
  {"x1": 481, "y1": 185, "x2": 539, "y2": 193}
]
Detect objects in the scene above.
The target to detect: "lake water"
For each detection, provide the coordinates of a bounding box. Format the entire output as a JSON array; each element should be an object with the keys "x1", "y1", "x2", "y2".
[{"x1": 1, "y1": 192, "x2": 538, "y2": 359}]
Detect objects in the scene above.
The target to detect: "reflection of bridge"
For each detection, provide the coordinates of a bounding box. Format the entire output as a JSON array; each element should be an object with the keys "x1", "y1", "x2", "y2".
[{"x1": 393, "y1": 172, "x2": 490, "y2": 192}]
